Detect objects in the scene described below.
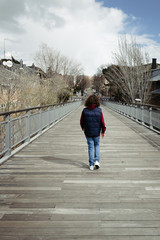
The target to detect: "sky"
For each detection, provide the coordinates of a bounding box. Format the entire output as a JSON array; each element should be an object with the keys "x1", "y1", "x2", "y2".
[{"x1": 0, "y1": 0, "x2": 160, "y2": 76}]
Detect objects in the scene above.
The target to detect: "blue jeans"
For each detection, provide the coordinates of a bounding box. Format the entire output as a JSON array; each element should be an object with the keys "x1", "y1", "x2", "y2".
[{"x1": 86, "y1": 136, "x2": 100, "y2": 166}]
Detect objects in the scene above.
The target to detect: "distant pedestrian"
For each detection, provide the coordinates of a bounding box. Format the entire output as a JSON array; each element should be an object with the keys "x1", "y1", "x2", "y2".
[{"x1": 80, "y1": 94, "x2": 106, "y2": 170}]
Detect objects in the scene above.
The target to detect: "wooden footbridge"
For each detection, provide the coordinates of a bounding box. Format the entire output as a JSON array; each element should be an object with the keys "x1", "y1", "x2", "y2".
[{"x1": 0, "y1": 103, "x2": 160, "y2": 239}]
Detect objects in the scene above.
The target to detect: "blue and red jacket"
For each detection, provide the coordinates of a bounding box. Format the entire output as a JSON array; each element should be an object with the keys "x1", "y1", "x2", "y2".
[{"x1": 80, "y1": 104, "x2": 106, "y2": 137}]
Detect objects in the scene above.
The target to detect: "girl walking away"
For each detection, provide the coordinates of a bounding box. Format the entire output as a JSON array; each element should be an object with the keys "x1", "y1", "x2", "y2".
[{"x1": 80, "y1": 94, "x2": 106, "y2": 170}]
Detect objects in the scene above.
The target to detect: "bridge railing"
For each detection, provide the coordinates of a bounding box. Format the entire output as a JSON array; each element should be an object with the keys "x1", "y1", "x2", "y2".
[
  {"x1": 0, "y1": 100, "x2": 82, "y2": 164},
  {"x1": 101, "y1": 99, "x2": 160, "y2": 134}
]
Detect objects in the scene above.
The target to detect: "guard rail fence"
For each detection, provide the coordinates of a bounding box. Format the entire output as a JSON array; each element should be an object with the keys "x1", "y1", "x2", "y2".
[
  {"x1": 0, "y1": 100, "x2": 82, "y2": 164},
  {"x1": 101, "y1": 99, "x2": 160, "y2": 134}
]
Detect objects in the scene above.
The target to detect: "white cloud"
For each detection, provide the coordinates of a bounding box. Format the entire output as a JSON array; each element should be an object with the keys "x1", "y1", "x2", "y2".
[
  {"x1": 0, "y1": 0, "x2": 160, "y2": 75},
  {"x1": 135, "y1": 34, "x2": 160, "y2": 62}
]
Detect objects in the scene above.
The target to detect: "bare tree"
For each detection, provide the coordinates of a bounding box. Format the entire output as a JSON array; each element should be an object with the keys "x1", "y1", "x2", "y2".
[
  {"x1": 75, "y1": 75, "x2": 90, "y2": 96},
  {"x1": 34, "y1": 43, "x2": 83, "y2": 77},
  {"x1": 92, "y1": 73, "x2": 105, "y2": 94},
  {"x1": 34, "y1": 43, "x2": 83, "y2": 102},
  {"x1": 16, "y1": 73, "x2": 42, "y2": 108},
  {"x1": 0, "y1": 68, "x2": 19, "y2": 112},
  {"x1": 0, "y1": 68, "x2": 42, "y2": 111},
  {"x1": 103, "y1": 36, "x2": 152, "y2": 104},
  {"x1": 34, "y1": 43, "x2": 54, "y2": 74},
  {"x1": 17, "y1": 73, "x2": 68, "y2": 107}
]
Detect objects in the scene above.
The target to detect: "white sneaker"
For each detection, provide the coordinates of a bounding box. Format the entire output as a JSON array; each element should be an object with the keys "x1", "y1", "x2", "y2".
[
  {"x1": 95, "y1": 161, "x2": 100, "y2": 169},
  {"x1": 89, "y1": 165, "x2": 94, "y2": 171}
]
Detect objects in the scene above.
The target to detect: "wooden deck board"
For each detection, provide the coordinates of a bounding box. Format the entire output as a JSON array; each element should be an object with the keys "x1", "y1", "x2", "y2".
[{"x1": 0, "y1": 105, "x2": 160, "y2": 239}]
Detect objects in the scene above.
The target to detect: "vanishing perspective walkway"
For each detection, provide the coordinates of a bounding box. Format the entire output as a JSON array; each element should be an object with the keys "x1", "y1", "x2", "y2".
[{"x1": 0, "y1": 104, "x2": 160, "y2": 240}]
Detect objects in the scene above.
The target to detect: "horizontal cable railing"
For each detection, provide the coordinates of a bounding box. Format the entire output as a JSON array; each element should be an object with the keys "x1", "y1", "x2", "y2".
[
  {"x1": 101, "y1": 99, "x2": 160, "y2": 134},
  {"x1": 0, "y1": 100, "x2": 82, "y2": 164}
]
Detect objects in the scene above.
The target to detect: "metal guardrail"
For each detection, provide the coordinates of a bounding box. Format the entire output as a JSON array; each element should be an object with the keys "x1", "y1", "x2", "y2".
[
  {"x1": 101, "y1": 99, "x2": 160, "y2": 134},
  {"x1": 0, "y1": 100, "x2": 82, "y2": 164}
]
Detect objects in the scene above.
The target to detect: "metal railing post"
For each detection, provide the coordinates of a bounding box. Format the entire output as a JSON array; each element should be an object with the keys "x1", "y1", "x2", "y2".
[
  {"x1": 130, "y1": 104, "x2": 132, "y2": 118},
  {"x1": 134, "y1": 105, "x2": 137, "y2": 121},
  {"x1": 47, "y1": 107, "x2": 50, "y2": 127},
  {"x1": 53, "y1": 106, "x2": 56, "y2": 123},
  {"x1": 25, "y1": 110, "x2": 30, "y2": 143},
  {"x1": 126, "y1": 104, "x2": 128, "y2": 116},
  {"x1": 5, "y1": 114, "x2": 11, "y2": 156},
  {"x1": 149, "y1": 107, "x2": 153, "y2": 130},
  {"x1": 136, "y1": 105, "x2": 139, "y2": 122},
  {"x1": 122, "y1": 103, "x2": 124, "y2": 115},
  {"x1": 39, "y1": 108, "x2": 42, "y2": 134},
  {"x1": 141, "y1": 106, "x2": 144, "y2": 125}
]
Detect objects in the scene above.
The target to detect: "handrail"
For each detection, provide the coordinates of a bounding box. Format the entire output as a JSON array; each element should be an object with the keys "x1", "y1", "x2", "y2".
[
  {"x1": 101, "y1": 98, "x2": 160, "y2": 111},
  {"x1": 0, "y1": 100, "x2": 81, "y2": 116}
]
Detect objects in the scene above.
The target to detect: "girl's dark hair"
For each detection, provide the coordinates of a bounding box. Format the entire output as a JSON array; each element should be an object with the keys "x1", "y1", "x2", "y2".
[{"x1": 84, "y1": 94, "x2": 100, "y2": 107}]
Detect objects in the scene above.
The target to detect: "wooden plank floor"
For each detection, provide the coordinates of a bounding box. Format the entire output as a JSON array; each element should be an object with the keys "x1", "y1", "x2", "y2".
[{"x1": 0, "y1": 105, "x2": 160, "y2": 240}]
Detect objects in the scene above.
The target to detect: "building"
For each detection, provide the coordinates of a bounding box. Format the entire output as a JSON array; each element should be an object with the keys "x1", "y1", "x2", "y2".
[{"x1": 150, "y1": 59, "x2": 160, "y2": 105}]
